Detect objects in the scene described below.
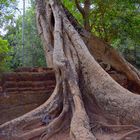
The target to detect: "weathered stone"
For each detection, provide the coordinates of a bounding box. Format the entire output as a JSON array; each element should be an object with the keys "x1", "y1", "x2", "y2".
[{"x1": 0, "y1": 67, "x2": 56, "y2": 124}]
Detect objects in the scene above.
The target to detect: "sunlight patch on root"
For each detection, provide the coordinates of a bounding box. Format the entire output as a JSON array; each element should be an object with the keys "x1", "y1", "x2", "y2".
[
  {"x1": 70, "y1": 110, "x2": 96, "y2": 140},
  {"x1": 69, "y1": 87, "x2": 96, "y2": 140}
]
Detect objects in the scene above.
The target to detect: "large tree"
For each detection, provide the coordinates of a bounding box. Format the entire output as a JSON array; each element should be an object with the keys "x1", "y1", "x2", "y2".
[{"x1": 1, "y1": 0, "x2": 140, "y2": 140}]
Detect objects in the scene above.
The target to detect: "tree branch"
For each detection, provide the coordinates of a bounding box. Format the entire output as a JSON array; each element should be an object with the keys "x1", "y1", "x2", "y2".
[
  {"x1": 84, "y1": 0, "x2": 91, "y2": 14},
  {"x1": 83, "y1": 0, "x2": 91, "y2": 31},
  {"x1": 74, "y1": 0, "x2": 85, "y2": 16}
]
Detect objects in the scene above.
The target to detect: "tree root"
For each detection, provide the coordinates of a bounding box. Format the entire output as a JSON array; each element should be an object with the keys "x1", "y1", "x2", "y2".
[
  {"x1": 98, "y1": 122, "x2": 139, "y2": 130},
  {"x1": 15, "y1": 89, "x2": 69, "y2": 140},
  {"x1": 91, "y1": 121, "x2": 139, "y2": 133},
  {"x1": 15, "y1": 126, "x2": 47, "y2": 140},
  {"x1": 118, "y1": 128, "x2": 140, "y2": 140},
  {"x1": 40, "y1": 84, "x2": 69, "y2": 140}
]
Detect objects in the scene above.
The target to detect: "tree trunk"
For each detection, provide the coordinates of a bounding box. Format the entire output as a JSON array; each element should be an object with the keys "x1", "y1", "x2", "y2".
[
  {"x1": 0, "y1": 0, "x2": 140, "y2": 140},
  {"x1": 64, "y1": 6, "x2": 140, "y2": 93}
]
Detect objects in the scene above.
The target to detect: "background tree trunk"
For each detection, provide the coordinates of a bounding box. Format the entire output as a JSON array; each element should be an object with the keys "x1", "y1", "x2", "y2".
[{"x1": 0, "y1": 0, "x2": 140, "y2": 140}]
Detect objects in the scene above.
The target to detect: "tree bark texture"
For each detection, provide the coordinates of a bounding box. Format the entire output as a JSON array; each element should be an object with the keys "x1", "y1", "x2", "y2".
[{"x1": 0, "y1": 0, "x2": 140, "y2": 140}]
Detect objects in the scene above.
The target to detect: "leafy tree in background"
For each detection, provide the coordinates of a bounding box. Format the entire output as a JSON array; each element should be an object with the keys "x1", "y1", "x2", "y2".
[
  {"x1": 0, "y1": 0, "x2": 18, "y2": 33},
  {"x1": 3, "y1": 0, "x2": 140, "y2": 69},
  {"x1": 0, "y1": 0, "x2": 17, "y2": 71},
  {"x1": 4, "y1": 1, "x2": 46, "y2": 69},
  {"x1": 23, "y1": 5, "x2": 46, "y2": 67},
  {"x1": 63, "y1": 0, "x2": 140, "y2": 45},
  {"x1": 63, "y1": 0, "x2": 140, "y2": 66},
  {"x1": 0, "y1": 37, "x2": 12, "y2": 72}
]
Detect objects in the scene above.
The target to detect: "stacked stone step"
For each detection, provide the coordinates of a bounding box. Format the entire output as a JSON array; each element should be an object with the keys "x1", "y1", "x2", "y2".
[{"x1": 0, "y1": 68, "x2": 56, "y2": 124}]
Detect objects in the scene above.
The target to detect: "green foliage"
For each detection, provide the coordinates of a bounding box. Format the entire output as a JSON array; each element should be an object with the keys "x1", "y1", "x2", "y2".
[
  {"x1": 62, "y1": 0, "x2": 140, "y2": 66},
  {"x1": 63, "y1": 0, "x2": 140, "y2": 47},
  {"x1": 0, "y1": 0, "x2": 17, "y2": 30},
  {"x1": 0, "y1": 37, "x2": 12, "y2": 72},
  {"x1": 62, "y1": 0, "x2": 83, "y2": 25},
  {"x1": 2, "y1": 0, "x2": 140, "y2": 69},
  {"x1": 4, "y1": 2, "x2": 46, "y2": 70}
]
